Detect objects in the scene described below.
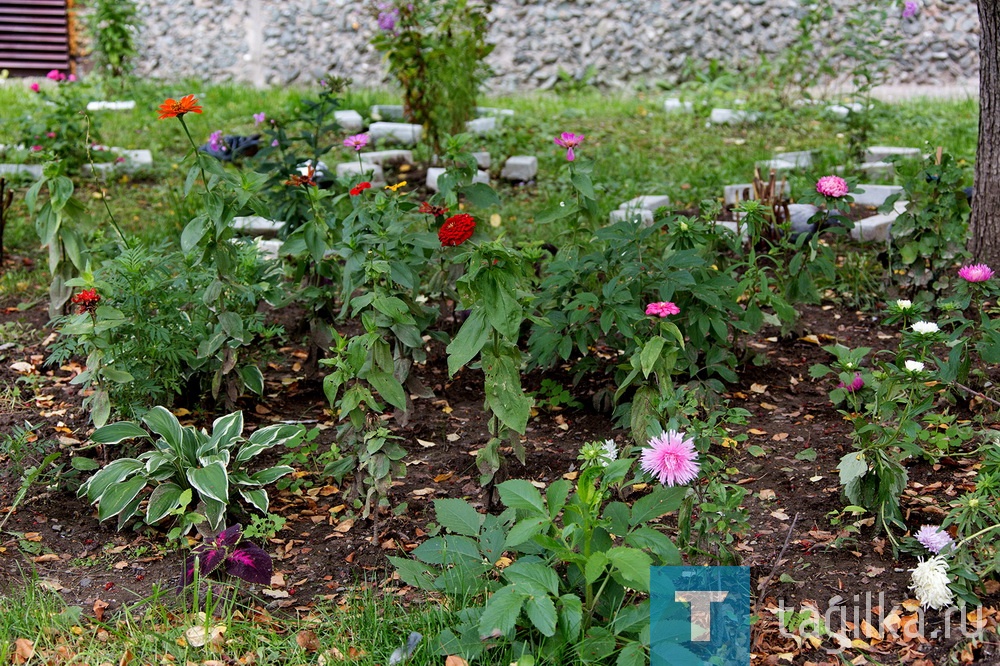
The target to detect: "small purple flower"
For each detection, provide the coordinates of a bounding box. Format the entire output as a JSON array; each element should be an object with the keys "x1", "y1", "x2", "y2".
[
  {"x1": 253, "y1": 112, "x2": 266, "y2": 126},
  {"x1": 271, "y1": 139, "x2": 279, "y2": 147},
  {"x1": 915, "y1": 525, "x2": 953, "y2": 554},
  {"x1": 208, "y1": 130, "x2": 226, "y2": 152},
  {"x1": 377, "y1": 4, "x2": 399, "y2": 31},
  {"x1": 837, "y1": 372, "x2": 864, "y2": 393},
  {"x1": 554, "y1": 132, "x2": 585, "y2": 162},
  {"x1": 343, "y1": 133, "x2": 370, "y2": 151},
  {"x1": 902, "y1": 1, "x2": 919, "y2": 18}
]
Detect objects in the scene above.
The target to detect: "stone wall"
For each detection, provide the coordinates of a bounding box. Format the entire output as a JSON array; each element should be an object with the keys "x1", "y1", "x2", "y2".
[{"x1": 133, "y1": 0, "x2": 979, "y2": 90}]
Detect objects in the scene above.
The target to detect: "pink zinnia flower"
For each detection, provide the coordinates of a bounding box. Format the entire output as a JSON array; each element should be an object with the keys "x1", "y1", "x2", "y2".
[
  {"x1": 554, "y1": 132, "x2": 585, "y2": 162},
  {"x1": 343, "y1": 134, "x2": 369, "y2": 151},
  {"x1": 640, "y1": 430, "x2": 700, "y2": 487},
  {"x1": 30, "y1": 82, "x2": 40, "y2": 92},
  {"x1": 816, "y1": 175, "x2": 849, "y2": 198},
  {"x1": 838, "y1": 372, "x2": 864, "y2": 393},
  {"x1": 915, "y1": 525, "x2": 953, "y2": 554},
  {"x1": 958, "y1": 263, "x2": 994, "y2": 283},
  {"x1": 645, "y1": 301, "x2": 680, "y2": 317},
  {"x1": 902, "y1": 1, "x2": 919, "y2": 18}
]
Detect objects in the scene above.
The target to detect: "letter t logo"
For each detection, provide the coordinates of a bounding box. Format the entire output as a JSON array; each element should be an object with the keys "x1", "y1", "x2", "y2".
[{"x1": 674, "y1": 591, "x2": 728, "y2": 642}]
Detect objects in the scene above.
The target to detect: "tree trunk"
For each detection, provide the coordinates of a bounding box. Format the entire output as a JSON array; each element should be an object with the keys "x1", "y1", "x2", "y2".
[{"x1": 969, "y1": 0, "x2": 1000, "y2": 265}]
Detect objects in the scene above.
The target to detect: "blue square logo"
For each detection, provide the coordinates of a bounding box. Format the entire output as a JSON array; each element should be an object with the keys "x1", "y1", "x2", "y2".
[{"x1": 650, "y1": 566, "x2": 751, "y2": 666}]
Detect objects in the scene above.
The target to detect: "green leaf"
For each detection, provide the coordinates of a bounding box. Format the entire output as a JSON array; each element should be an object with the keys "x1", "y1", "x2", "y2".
[
  {"x1": 187, "y1": 461, "x2": 229, "y2": 504},
  {"x1": 90, "y1": 421, "x2": 148, "y2": 445},
  {"x1": 240, "y1": 366, "x2": 264, "y2": 395},
  {"x1": 497, "y1": 479, "x2": 547, "y2": 515},
  {"x1": 630, "y1": 486, "x2": 687, "y2": 526},
  {"x1": 446, "y1": 308, "x2": 489, "y2": 375},
  {"x1": 559, "y1": 594, "x2": 583, "y2": 640},
  {"x1": 70, "y1": 456, "x2": 99, "y2": 471},
  {"x1": 606, "y1": 546, "x2": 652, "y2": 591},
  {"x1": 615, "y1": 642, "x2": 645, "y2": 666},
  {"x1": 504, "y1": 516, "x2": 549, "y2": 548},
  {"x1": 504, "y1": 561, "x2": 559, "y2": 597},
  {"x1": 640, "y1": 336, "x2": 666, "y2": 379},
  {"x1": 83, "y1": 458, "x2": 144, "y2": 501},
  {"x1": 142, "y1": 406, "x2": 185, "y2": 450},
  {"x1": 584, "y1": 552, "x2": 608, "y2": 584},
  {"x1": 250, "y1": 465, "x2": 294, "y2": 486},
  {"x1": 101, "y1": 367, "x2": 134, "y2": 383},
  {"x1": 482, "y1": 350, "x2": 532, "y2": 434},
  {"x1": 459, "y1": 182, "x2": 500, "y2": 209},
  {"x1": 146, "y1": 482, "x2": 185, "y2": 524},
  {"x1": 795, "y1": 448, "x2": 817, "y2": 462},
  {"x1": 91, "y1": 390, "x2": 111, "y2": 428},
  {"x1": 239, "y1": 487, "x2": 269, "y2": 514},
  {"x1": 367, "y1": 370, "x2": 407, "y2": 411},
  {"x1": 524, "y1": 594, "x2": 557, "y2": 637},
  {"x1": 97, "y1": 475, "x2": 147, "y2": 521},
  {"x1": 747, "y1": 445, "x2": 766, "y2": 458},
  {"x1": 433, "y1": 498, "x2": 482, "y2": 537},
  {"x1": 478, "y1": 585, "x2": 525, "y2": 637},
  {"x1": 838, "y1": 451, "x2": 868, "y2": 486},
  {"x1": 181, "y1": 215, "x2": 209, "y2": 253}
]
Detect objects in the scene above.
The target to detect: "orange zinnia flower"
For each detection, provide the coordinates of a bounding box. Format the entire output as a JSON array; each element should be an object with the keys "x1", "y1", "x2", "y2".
[{"x1": 158, "y1": 94, "x2": 203, "y2": 120}]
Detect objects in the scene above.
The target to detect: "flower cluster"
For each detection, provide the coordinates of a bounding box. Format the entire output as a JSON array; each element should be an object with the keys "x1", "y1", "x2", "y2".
[
  {"x1": 902, "y1": 1, "x2": 919, "y2": 18},
  {"x1": 350, "y1": 181, "x2": 372, "y2": 196},
  {"x1": 158, "y1": 95, "x2": 202, "y2": 120},
  {"x1": 554, "y1": 132, "x2": 585, "y2": 162},
  {"x1": 816, "y1": 175, "x2": 849, "y2": 198},
  {"x1": 208, "y1": 130, "x2": 227, "y2": 153},
  {"x1": 46, "y1": 69, "x2": 75, "y2": 82},
  {"x1": 915, "y1": 525, "x2": 954, "y2": 554},
  {"x1": 640, "y1": 430, "x2": 699, "y2": 487},
  {"x1": 343, "y1": 134, "x2": 370, "y2": 151},
  {"x1": 957, "y1": 263, "x2": 994, "y2": 283},
  {"x1": 71, "y1": 288, "x2": 101, "y2": 314},
  {"x1": 645, "y1": 301, "x2": 680, "y2": 317},
  {"x1": 909, "y1": 556, "x2": 953, "y2": 609},
  {"x1": 377, "y1": 2, "x2": 400, "y2": 31},
  {"x1": 837, "y1": 372, "x2": 864, "y2": 393},
  {"x1": 578, "y1": 439, "x2": 618, "y2": 469},
  {"x1": 438, "y1": 213, "x2": 476, "y2": 247}
]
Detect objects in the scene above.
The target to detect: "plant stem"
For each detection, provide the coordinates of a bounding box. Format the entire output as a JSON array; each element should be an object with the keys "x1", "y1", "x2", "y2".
[
  {"x1": 178, "y1": 116, "x2": 211, "y2": 197},
  {"x1": 84, "y1": 115, "x2": 130, "y2": 249}
]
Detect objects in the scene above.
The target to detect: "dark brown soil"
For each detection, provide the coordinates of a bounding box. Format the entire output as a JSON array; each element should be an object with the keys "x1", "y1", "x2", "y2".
[{"x1": 1, "y1": 246, "x2": 998, "y2": 665}]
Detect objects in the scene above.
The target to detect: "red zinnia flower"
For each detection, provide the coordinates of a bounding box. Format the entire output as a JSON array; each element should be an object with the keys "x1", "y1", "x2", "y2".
[
  {"x1": 438, "y1": 213, "x2": 476, "y2": 247},
  {"x1": 350, "y1": 181, "x2": 372, "y2": 196},
  {"x1": 419, "y1": 201, "x2": 449, "y2": 217},
  {"x1": 71, "y1": 288, "x2": 100, "y2": 314},
  {"x1": 158, "y1": 94, "x2": 203, "y2": 120}
]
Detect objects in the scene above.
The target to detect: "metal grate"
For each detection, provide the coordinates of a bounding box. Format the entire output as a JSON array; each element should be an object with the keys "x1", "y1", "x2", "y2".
[{"x1": 0, "y1": 0, "x2": 71, "y2": 76}]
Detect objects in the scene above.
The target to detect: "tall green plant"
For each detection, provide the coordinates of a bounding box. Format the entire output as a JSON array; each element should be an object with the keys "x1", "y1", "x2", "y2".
[
  {"x1": 370, "y1": 0, "x2": 494, "y2": 153},
  {"x1": 87, "y1": 0, "x2": 140, "y2": 80}
]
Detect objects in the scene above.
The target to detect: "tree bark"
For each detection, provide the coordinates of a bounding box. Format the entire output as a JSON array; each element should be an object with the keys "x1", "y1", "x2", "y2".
[{"x1": 970, "y1": 0, "x2": 1000, "y2": 265}]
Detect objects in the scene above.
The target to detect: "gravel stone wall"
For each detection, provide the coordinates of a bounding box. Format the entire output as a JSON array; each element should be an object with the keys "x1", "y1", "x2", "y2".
[{"x1": 132, "y1": 0, "x2": 979, "y2": 91}]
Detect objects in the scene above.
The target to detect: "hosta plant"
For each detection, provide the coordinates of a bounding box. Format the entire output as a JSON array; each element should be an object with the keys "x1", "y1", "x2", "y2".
[{"x1": 79, "y1": 407, "x2": 303, "y2": 532}]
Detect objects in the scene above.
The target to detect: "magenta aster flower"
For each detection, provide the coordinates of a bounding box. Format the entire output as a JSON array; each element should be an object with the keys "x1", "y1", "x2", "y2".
[
  {"x1": 915, "y1": 525, "x2": 953, "y2": 554},
  {"x1": 838, "y1": 372, "x2": 864, "y2": 393},
  {"x1": 554, "y1": 132, "x2": 585, "y2": 162},
  {"x1": 46, "y1": 69, "x2": 64, "y2": 81},
  {"x1": 208, "y1": 130, "x2": 226, "y2": 152},
  {"x1": 640, "y1": 430, "x2": 700, "y2": 487},
  {"x1": 253, "y1": 112, "x2": 266, "y2": 126},
  {"x1": 68, "y1": 74, "x2": 77, "y2": 82},
  {"x1": 30, "y1": 82, "x2": 40, "y2": 92},
  {"x1": 902, "y1": 1, "x2": 919, "y2": 18},
  {"x1": 816, "y1": 175, "x2": 849, "y2": 198},
  {"x1": 343, "y1": 134, "x2": 370, "y2": 152},
  {"x1": 645, "y1": 301, "x2": 681, "y2": 317},
  {"x1": 958, "y1": 263, "x2": 994, "y2": 283},
  {"x1": 30, "y1": 145, "x2": 43, "y2": 152},
  {"x1": 377, "y1": 3, "x2": 399, "y2": 31}
]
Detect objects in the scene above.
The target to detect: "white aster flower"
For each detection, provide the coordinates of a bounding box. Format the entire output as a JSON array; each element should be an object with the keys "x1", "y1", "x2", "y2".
[
  {"x1": 896, "y1": 299, "x2": 913, "y2": 310},
  {"x1": 909, "y1": 556, "x2": 954, "y2": 610},
  {"x1": 905, "y1": 360, "x2": 926, "y2": 373},
  {"x1": 911, "y1": 321, "x2": 940, "y2": 335},
  {"x1": 601, "y1": 439, "x2": 618, "y2": 464}
]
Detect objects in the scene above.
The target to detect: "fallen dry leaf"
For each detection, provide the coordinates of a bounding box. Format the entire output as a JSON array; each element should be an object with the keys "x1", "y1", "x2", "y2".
[
  {"x1": 296, "y1": 630, "x2": 320, "y2": 653},
  {"x1": 93, "y1": 598, "x2": 109, "y2": 622},
  {"x1": 446, "y1": 433, "x2": 460, "y2": 443},
  {"x1": 445, "y1": 657, "x2": 469, "y2": 666},
  {"x1": 119, "y1": 649, "x2": 134, "y2": 666},
  {"x1": 13, "y1": 638, "x2": 34, "y2": 664},
  {"x1": 750, "y1": 383, "x2": 768, "y2": 393},
  {"x1": 416, "y1": 438, "x2": 436, "y2": 448}
]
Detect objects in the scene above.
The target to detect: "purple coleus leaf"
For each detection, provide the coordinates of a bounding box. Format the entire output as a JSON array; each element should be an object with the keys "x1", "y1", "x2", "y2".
[
  {"x1": 225, "y1": 542, "x2": 273, "y2": 584},
  {"x1": 183, "y1": 546, "x2": 228, "y2": 586},
  {"x1": 215, "y1": 523, "x2": 243, "y2": 548}
]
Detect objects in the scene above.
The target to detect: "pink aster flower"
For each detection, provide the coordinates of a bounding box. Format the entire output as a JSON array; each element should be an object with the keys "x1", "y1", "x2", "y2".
[
  {"x1": 46, "y1": 69, "x2": 63, "y2": 81},
  {"x1": 640, "y1": 430, "x2": 700, "y2": 487},
  {"x1": 645, "y1": 301, "x2": 681, "y2": 317},
  {"x1": 253, "y1": 112, "x2": 266, "y2": 126},
  {"x1": 915, "y1": 525, "x2": 953, "y2": 554},
  {"x1": 343, "y1": 134, "x2": 369, "y2": 151},
  {"x1": 554, "y1": 132, "x2": 585, "y2": 162},
  {"x1": 30, "y1": 82, "x2": 40, "y2": 93},
  {"x1": 838, "y1": 372, "x2": 864, "y2": 393},
  {"x1": 68, "y1": 74, "x2": 77, "y2": 82},
  {"x1": 958, "y1": 263, "x2": 994, "y2": 283},
  {"x1": 902, "y1": 1, "x2": 919, "y2": 18},
  {"x1": 30, "y1": 145, "x2": 43, "y2": 152},
  {"x1": 816, "y1": 175, "x2": 849, "y2": 198}
]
